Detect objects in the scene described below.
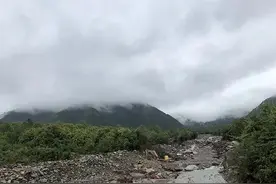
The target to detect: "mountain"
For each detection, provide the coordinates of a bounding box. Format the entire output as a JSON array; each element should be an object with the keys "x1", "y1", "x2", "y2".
[
  {"x1": 224, "y1": 95, "x2": 276, "y2": 182},
  {"x1": 204, "y1": 116, "x2": 238, "y2": 125},
  {"x1": 175, "y1": 115, "x2": 238, "y2": 134},
  {"x1": 173, "y1": 114, "x2": 203, "y2": 126},
  {"x1": 0, "y1": 103, "x2": 183, "y2": 129},
  {"x1": 173, "y1": 114, "x2": 187, "y2": 124},
  {"x1": 174, "y1": 114, "x2": 238, "y2": 126},
  {"x1": 173, "y1": 114, "x2": 198, "y2": 125},
  {"x1": 248, "y1": 95, "x2": 276, "y2": 117}
]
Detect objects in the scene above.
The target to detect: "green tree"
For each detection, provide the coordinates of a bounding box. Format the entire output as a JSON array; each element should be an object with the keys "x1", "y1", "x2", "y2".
[{"x1": 231, "y1": 104, "x2": 276, "y2": 183}]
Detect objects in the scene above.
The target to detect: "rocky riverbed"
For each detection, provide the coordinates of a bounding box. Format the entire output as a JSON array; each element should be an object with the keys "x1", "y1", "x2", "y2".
[{"x1": 0, "y1": 134, "x2": 235, "y2": 183}]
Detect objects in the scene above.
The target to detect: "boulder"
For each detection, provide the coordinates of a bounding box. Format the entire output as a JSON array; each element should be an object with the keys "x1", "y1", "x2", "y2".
[
  {"x1": 184, "y1": 165, "x2": 198, "y2": 171},
  {"x1": 231, "y1": 141, "x2": 239, "y2": 146},
  {"x1": 146, "y1": 168, "x2": 155, "y2": 174}
]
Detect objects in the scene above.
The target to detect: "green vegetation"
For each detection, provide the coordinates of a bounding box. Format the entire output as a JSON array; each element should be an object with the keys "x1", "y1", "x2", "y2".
[
  {"x1": 224, "y1": 102, "x2": 276, "y2": 183},
  {"x1": 0, "y1": 122, "x2": 196, "y2": 165},
  {"x1": 182, "y1": 116, "x2": 236, "y2": 136},
  {"x1": 185, "y1": 123, "x2": 231, "y2": 136}
]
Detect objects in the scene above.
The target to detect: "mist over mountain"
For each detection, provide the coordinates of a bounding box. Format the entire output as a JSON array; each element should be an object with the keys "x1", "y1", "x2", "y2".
[
  {"x1": 0, "y1": 103, "x2": 183, "y2": 129},
  {"x1": 247, "y1": 95, "x2": 276, "y2": 117},
  {"x1": 173, "y1": 112, "x2": 247, "y2": 125},
  {"x1": 1, "y1": 1, "x2": 276, "y2": 121}
]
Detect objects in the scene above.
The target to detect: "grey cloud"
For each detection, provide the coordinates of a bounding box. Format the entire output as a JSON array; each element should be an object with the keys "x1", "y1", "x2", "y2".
[
  {"x1": 215, "y1": 0, "x2": 276, "y2": 30},
  {"x1": 168, "y1": 44, "x2": 276, "y2": 103},
  {"x1": 1, "y1": 0, "x2": 276, "y2": 121},
  {"x1": 177, "y1": 2, "x2": 216, "y2": 37}
]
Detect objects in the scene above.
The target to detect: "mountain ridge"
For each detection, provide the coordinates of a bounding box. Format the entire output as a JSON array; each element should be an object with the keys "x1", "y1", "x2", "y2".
[
  {"x1": 0, "y1": 103, "x2": 183, "y2": 129},
  {"x1": 247, "y1": 95, "x2": 276, "y2": 117}
]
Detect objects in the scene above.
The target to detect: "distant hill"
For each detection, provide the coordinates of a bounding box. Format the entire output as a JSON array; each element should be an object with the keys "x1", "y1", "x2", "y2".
[
  {"x1": 174, "y1": 114, "x2": 238, "y2": 126},
  {"x1": 175, "y1": 115, "x2": 238, "y2": 134},
  {"x1": 204, "y1": 116, "x2": 238, "y2": 125},
  {"x1": 0, "y1": 103, "x2": 183, "y2": 129},
  {"x1": 173, "y1": 114, "x2": 200, "y2": 125}
]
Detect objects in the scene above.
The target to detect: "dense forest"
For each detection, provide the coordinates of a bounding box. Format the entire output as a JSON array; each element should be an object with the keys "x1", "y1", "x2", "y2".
[
  {"x1": 0, "y1": 122, "x2": 196, "y2": 165},
  {"x1": 223, "y1": 98, "x2": 276, "y2": 183}
]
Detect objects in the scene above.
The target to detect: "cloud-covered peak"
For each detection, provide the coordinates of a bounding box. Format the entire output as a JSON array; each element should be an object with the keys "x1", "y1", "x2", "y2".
[{"x1": 1, "y1": 0, "x2": 276, "y2": 121}]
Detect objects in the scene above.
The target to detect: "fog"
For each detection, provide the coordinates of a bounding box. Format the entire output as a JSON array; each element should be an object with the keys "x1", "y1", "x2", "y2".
[{"x1": 1, "y1": 0, "x2": 276, "y2": 121}]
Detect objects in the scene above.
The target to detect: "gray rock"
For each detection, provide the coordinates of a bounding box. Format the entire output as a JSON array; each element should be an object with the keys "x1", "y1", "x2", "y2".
[
  {"x1": 231, "y1": 141, "x2": 239, "y2": 146},
  {"x1": 184, "y1": 165, "x2": 198, "y2": 171},
  {"x1": 39, "y1": 178, "x2": 48, "y2": 183},
  {"x1": 130, "y1": 172, "x2": 145, "y2": 178},
  {"x1": 157, "y1": 173, "x2": 162, "y2": 177},
  {"x1": 31, "y1": 173, "x2": 38, "y2": 178},
  {"x1": 175, "y1": 166, "x2": 226, "y2": 183},
  {"x1": 174, "y1": 167, "x2": 183, "y2": 172},
  {"x1": 146, "y1": 168, "x2": 155, "y2": 173},
  {"x1": 212, "y1": 162, "x2": 220, "y2": 166},
  {"x1": 227, "y1": 145, "x2": 234, "y2": 149}
]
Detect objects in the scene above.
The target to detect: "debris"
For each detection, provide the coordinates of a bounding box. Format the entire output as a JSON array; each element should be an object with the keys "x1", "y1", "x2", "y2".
[
  {"x1": 0, "y1": 134, "x2": 231, "y2": 183},
  {"x1": 145, "y1": 150, "x2": 159, "y2": 160},
  {"x1": 130, "y1": 172, "x2": 145, "y2": 179},
  {"x1": 39, "y1": 178, "x2": 48, "y2": 183}
]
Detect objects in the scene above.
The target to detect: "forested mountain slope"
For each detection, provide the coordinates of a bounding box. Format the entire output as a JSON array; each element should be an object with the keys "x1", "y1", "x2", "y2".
[
  {"x1": 1, "y1": 103, "x2": 183, "y2": 129},
  {"x1": 224, "y1": 95, "x2": 276, "y2": 183}
]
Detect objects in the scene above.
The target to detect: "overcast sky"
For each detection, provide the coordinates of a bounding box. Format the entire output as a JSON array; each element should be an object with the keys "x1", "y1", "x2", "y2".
[{"x1": 1, "y1": 0, "x2": 276, "y2": 121}]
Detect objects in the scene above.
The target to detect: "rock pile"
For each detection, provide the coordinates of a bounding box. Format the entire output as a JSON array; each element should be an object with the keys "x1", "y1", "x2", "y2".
[
  {"x1": 0, "y1": 135, "x2": 232, "y2": 183},
  {"x1": 0, "y1": 150, "x2": 179, "y2": 183},
  {"x1": 151, "y1": 141, "x2": 199, "y2": 161}
]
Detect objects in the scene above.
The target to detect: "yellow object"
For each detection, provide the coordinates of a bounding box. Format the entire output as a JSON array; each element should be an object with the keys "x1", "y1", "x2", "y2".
[{"x1": 164, "y1": 155, "x2": 169, "y2": 161}]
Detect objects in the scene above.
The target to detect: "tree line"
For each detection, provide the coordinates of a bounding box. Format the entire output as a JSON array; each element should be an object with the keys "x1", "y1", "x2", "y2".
[{"x1": 0, "y1": 122, "x2": 197, "y2": 165}]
